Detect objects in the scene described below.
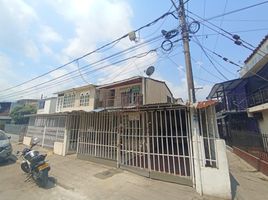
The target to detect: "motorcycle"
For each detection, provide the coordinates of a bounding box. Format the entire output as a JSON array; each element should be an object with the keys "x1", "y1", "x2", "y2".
[{"x1": 17, "y1": 138, "x2": 50, "y2": 187}]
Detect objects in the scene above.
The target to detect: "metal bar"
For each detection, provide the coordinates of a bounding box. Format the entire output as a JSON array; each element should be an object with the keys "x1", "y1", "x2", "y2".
[
  {"x1": 142, "y1": 112, "x2": 146, "y2": 168},
  {"x1": 151, "y1": 111, "x2": 155, "y2": 171},
  {"x1": 174, "y1": 109, "x2": 181, "y2": 175},
  {"x1": 169, "y1": 110, "x2": 176, "y2": 175},
  {"x1": 139, "y1": 113, "x2": 142, "y2": 168},
  {"x1": 156, "y1": 111, "x2": 160, "y2": 172},
  {"x1": 179, "y1": 109, "x2": 187, "y2": 176},
  {"x1": 160, "y1": 111, "x2": 165, "y2": 172},
  {"x1": 205, "y1": 107, "x2": 212, "y2": 166},
  {"x1": 146, "y1": 111, "x2": 151, "y2": 171},
  {"x1": 135, "y1": 116, "x2": 138, "y2": 168},
  {"x1": 131, "y1": 117, "x2": 134, "y2": 166},
  {"x1": 164, "y1": 110, "x2": 171, "y2": 174}
]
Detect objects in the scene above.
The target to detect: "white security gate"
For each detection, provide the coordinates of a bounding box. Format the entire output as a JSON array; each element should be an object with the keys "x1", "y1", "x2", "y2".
[{"x1": 77, "y1": 106, "x2": 193, "y2": 185}]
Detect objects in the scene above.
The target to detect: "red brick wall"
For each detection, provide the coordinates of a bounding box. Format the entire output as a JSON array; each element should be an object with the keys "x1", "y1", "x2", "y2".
[{"x1": 233, "y1": 147, "x2": 268, "y2": 176}]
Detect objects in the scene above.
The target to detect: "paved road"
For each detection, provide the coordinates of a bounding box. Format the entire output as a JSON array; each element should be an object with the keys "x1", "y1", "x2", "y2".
[
  {"x1": 0, "y1": 143, "x2": 214, "y2": 200},
  {"x1": 227, "y1": 149, "x2": 268, "y2": 200}
]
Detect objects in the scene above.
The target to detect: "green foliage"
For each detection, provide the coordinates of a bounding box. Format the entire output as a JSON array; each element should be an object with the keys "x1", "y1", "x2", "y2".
[{"x1": 10, "y1": 105, "x2": 37, "y2": 124}]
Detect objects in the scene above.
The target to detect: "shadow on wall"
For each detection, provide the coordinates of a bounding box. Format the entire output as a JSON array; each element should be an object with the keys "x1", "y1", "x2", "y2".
[{"x1": 230, "y1": 173, "x2": 239, "y2": 200}]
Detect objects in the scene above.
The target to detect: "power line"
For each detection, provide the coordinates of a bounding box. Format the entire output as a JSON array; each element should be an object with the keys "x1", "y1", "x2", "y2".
[
  {"x1": 166, "y1": 55, "x2": 216, "y2": 84},
  {"x1": 203, "y1": 1, "x2": 268, "y2": 21},
  {"x1": 0, "y1": 8, "x2": 177, "y2": 93},
  {"x1": 2, "y1": 43, "x2": 183, "y2": 100},
  {"x1": 212, "y1": 0, "x2": 228, "y2": 51},
  {"x1": 192, "y1": 36, "x2": 229, "y2": 80},
  {"x1": 0, "y1": 48, "x2": 159, "y2": 100},
  {"x1": 0, "y1": 35, "x2": 164, "y2": 98},
  {"x1": 186, "y1": 10, "x2": 268, "y2": 58},
  {"x1": 1, "y1": 37, "x2": 185, "y2": 100}
]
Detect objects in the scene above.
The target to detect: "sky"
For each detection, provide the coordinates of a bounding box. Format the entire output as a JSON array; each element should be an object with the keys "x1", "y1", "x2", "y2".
[{"x1": 0, "y1": 0, "x2": 268, "y2": 102}]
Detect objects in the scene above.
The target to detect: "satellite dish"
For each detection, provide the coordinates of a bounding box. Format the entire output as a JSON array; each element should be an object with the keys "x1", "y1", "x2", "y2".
[{"x1": 145, "y1": 66, "x2": 155, "y2": 77}]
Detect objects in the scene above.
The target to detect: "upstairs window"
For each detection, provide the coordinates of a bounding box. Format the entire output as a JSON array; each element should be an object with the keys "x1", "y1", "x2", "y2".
[
  {"x1": 80, "y1": 92, "x2": 90, "y2": 106},
  {"x1": 63, "y1": 93, "x2": 75, "y2": 108}
]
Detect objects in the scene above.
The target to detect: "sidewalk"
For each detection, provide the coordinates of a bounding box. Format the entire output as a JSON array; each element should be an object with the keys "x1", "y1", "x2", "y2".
[
  {"x1": 12, "y1": 143, "x2": 219, "y2": 200},
  {"x1": 227, "y1": 149, "x2": 268, "y2": 200}
]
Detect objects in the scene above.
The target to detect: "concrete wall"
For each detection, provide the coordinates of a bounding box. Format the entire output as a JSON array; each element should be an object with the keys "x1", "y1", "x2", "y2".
[
  {"x1": 258, "y1": 110, "x2": 268, "y2": 134},
  {"x1": 145, "y1": 79, "x2": 173, "y2": 104},
  {"x1": 193, "y1": 135, "x2": 231, "y2": 199}
]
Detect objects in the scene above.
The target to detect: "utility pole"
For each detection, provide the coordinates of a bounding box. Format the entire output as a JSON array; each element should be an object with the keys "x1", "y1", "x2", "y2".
[
  {"x1": 171, "y1": 0, "x2": 196, "y2": 103},
  {"x1": 170, "y1": 0, "x2": 202, "y2": 193}
]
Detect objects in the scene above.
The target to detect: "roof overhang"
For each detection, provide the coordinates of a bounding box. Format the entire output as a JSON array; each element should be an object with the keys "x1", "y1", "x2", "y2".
[{"x1": 207, "y1": 78, "x2": 246, "y2": 99}]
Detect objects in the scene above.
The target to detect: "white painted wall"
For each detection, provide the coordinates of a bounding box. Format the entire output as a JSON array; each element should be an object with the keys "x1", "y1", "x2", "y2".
[
  {"x1": 193, "y1": 135, "x2": 231, "y2": 199},
  {"x1": 258, "y1": 109, "x2": 268, "y2": 134},
  {"x1": 37, "y1": 98, "x2": 57, "y2": 114}
]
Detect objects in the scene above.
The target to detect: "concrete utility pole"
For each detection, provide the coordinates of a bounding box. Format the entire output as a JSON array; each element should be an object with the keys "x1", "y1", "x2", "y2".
[{"x1": 171, "y1": 0, "x2": 196, "y2": 103}]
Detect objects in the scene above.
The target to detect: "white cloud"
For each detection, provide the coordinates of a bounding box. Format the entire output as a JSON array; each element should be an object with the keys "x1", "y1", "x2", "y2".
[
  {"x1": 39, "y1": 25, "x2": 62, "y2": 43},
  {"x1": 47, "y1": 0, "x2": 133, "y2": 58}
]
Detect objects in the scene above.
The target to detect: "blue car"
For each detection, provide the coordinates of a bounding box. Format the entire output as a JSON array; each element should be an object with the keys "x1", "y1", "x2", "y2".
[{"x1": 0, "y1": 130, "x2": 12, "y2": 162}]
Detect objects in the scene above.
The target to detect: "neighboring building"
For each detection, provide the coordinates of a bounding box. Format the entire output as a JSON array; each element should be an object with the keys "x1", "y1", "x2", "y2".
[
  {"x1": 10, "y1": 99, "x2": 39, "y2": 111},
  {"x1": 37, "y1": 97, "x2": 57, "y2": 114},
  {"x1": 241, "y1": 35, "x2": 268, "y2": 135},
  {"x1": 0, "y1": 102, "x2": 12, "y2": 129},
  {"x1": 96, "y1": 76, "x2": 174, "y2": 108},
  {"x1": 207, "y1": 35, "x2": 268, "y2": 152},
  {"x1": 55, "y1": 84, "x2": 96, "y2": 113},
  {"x1": 54, "y1": 76, "x2": 174, "y2": 113}
]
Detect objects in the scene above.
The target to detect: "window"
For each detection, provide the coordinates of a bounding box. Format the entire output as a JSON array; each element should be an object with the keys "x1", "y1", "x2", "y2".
[
  {"x1": 38, "y1": 100, "x2": 45, "y2": 109},
  {"x1": 63, "y1": 93, "x2": 75, "y2": 108},
  {"x1": 57, "y1": 96, "x2": 64, "y2": 111},
  {"x1": 80, "y1": 92, "x2": 90, "y2": 106},
  {"x1": 167, "y1": 96, "x2": 172, "y2": 103}
]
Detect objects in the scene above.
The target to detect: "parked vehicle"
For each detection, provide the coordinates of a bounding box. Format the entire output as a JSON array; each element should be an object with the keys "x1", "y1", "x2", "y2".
[
  {"x1": 17, "y1": 138, "x2": 50, "y2": 187},
  {"x1": 0, "y1": 130, "x2": 12, "y2": 162}
]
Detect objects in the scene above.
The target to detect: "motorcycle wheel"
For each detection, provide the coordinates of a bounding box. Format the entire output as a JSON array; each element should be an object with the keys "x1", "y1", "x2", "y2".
[
  {"x1": 21, "y1": 162, "x2": 30, "y2": 173},
  {"x1": 38, "y1": 169, "x2": 49, "y2": 187}
]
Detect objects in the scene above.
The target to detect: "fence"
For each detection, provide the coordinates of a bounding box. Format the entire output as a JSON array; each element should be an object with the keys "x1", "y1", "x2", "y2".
[
  {"x1": 27, "y1": 126, "x2": 65, "y2": 148},
  {"x1": 230, "y1": 131, "x2": 268, "y2": 161},
  {"x1": 197, "y1": 105, "x2": 219, "y2": 168},
  {"x1": 76, "y1": 105, "x2": 194, "y2": 185},
  {"x1": 27, "y1": 115, "x2": 67, "y2": 148}
]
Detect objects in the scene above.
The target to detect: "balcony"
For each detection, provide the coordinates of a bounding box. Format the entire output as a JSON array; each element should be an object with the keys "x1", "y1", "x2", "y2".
[
  {"x1": 96, "y1": 93, "x2": 143, "y2": 108},
  {"x1": 247, "y1": 88, "x2": 268, "y2": 108}
]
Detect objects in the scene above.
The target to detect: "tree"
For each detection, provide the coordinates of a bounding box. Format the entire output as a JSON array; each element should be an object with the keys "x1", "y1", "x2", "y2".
[{"x1": 10, "y1": 105, "x2": 37, "y2": 124}]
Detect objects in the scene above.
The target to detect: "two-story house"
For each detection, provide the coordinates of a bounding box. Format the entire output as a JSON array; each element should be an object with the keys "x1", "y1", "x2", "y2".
[
  {"x1": 54, "y1": 76, "x2": 174, "y2": 112},
  {"x1": 26, "y1": 76, "x2": 175, "y2": 155},
  {"x1": 96, "y1": 76, "x2": 174, "y2": 108},
  {"x1": 55, "y1": 84, "x2": 96, "y2": 113}
]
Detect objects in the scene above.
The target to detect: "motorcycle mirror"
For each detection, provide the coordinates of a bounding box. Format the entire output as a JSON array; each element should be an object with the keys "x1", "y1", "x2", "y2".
[{"x1": 32, "y1": 137, "x2": 40, "y2": 144}]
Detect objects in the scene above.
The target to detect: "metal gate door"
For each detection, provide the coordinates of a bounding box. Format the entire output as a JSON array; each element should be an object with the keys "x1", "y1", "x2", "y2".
[
  {"x1": 119, "y1": 107, "x2": 192, "y2": 185},
  {"x1": 77, "y1": 112, "x2": 118, "y2": 166}
]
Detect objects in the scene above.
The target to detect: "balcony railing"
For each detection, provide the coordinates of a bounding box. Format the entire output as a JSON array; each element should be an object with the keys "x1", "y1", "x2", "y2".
[
  {"x1": 215, "y1": 87, "x2": 268, "y2": 112},
  {"x1": 247, "y1": 88, "x2": 268, "y2": 107},
  {"x1": 96, "y1": 93, "x2": 143, "y2": 108}
]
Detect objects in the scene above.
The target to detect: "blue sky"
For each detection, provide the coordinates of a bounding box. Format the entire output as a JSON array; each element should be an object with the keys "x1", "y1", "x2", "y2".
[{"x1": 0, "y1": 0, "x2": 268, "y2": 101}]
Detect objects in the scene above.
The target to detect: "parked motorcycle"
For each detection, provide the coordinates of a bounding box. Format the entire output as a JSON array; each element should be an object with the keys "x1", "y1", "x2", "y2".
[{"x1": 17, "y1": 138, "x2": 50, "y2": 187}]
